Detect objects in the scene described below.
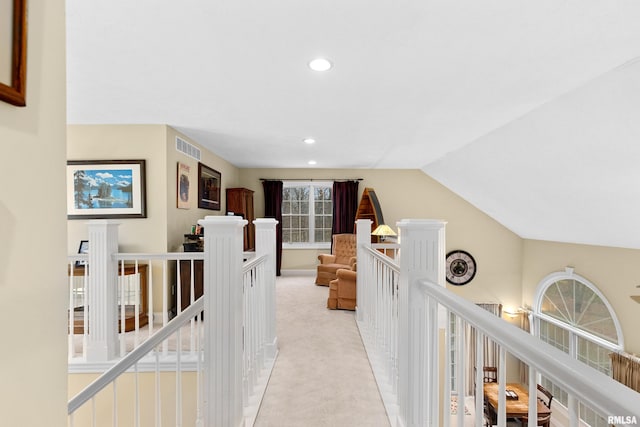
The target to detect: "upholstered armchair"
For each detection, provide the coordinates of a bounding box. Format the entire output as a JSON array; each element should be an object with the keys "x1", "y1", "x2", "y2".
[
  {"x1": 327, "y1": 266, "x2": 357, "y2": 310},
  {"x1": 315, "y1": 233, "x2": 357, "y2": 286}
]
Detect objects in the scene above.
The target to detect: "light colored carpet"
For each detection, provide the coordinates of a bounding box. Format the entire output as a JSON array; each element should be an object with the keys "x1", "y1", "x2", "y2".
[{"x1": 254, "y1": 274, "x2": 390, "y2": 427}]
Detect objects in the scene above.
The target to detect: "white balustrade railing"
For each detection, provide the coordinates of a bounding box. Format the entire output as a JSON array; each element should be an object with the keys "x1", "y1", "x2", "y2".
[
  {"x1": 67, "y1": 251, "x2": 205, "y2": 362},
  {"x1": 68, "y1": 297, "x2": 205, "y2": 427},
  {"x1": 371, "y1": 242, "x2": 400, "y2": 260},
  {"x1": 67, "y1": 217, "x2": 278, "y2": 427},
  {"x1": 356, "y1": 219, "x2": 640, "y2": 427}
]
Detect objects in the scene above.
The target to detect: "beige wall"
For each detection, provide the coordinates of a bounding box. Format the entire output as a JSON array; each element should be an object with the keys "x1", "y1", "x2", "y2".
[
  {"x1": 523, "y1": 239, "x2": 640, "y2": 354},
  {"x1": 0, "y1": 2, "x2": 68, "y2": 426},
  {"x1": 165, "y1": 127, "x2": 241, "y2": 252},
  {"x1": 69, "y1": 371, "x2": 199, "y2": 426},
  {"x1": 239, "y1": 168, "x2": 524, "y2": 307},
  {"x1": 67, "y1": 126, "x2": 242, "y2": 312},
  {"x1": 67, "y1": 125, "x2": 242, "y2": 253},
  {"x1": 65, "y1": 126, "x2": 639, "y2": 361},
  {"x1": 67, "y1": 125, "x2": 169, "y2": 253}
]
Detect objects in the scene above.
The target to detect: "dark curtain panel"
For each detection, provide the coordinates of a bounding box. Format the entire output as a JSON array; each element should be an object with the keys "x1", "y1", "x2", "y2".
[
  {"x1": 332, "y1": 180, "x2": 360, "y2": 235},
  {"x1": 262, "y1": 180, "x2": 283, "y2": 276}
]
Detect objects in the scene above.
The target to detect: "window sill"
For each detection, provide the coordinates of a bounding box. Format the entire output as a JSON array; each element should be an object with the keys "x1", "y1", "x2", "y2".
[{"x1": 283, "y1": 244, "x2": 330, "y2": 250}]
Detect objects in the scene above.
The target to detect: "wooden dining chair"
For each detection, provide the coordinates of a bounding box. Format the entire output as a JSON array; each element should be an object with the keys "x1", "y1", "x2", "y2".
[
  {"x1": 484, "y1": 401, "x2": 497, "y2": 426},
  {"x1": 483, "y1": 366, "x2": 497, "y2": 383},
  {"x1": 479, "y1": 367, "x2": 498, "y2": 426},
  {"x1": 519, "y1": 384, "x2": 553, "y2": 427}
]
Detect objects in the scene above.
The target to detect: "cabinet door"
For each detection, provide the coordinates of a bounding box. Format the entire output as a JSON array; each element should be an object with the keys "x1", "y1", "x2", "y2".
[
  {"x1": 245, "y1": 192, "x2": 255, "y2": 250},
  {"x1": 226, "y1": 188, "x2": 255, "y2": 251},
  {"x1": 178, "y1": 260, "x2": 203, "y2": 311}
]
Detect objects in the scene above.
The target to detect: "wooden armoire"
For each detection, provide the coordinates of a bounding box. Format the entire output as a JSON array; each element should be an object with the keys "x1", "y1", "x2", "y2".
[{"x1": 226, "y1": 187, "x2": 255, "y2": 251}]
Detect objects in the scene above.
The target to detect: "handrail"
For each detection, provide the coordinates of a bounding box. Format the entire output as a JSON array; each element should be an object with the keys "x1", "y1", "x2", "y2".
[
  {"x1": 363, "y1": 245, "x2": 400, "y2": 272},
  {"x1": 417, "y1": 278, "x2": 640, "y2": 418},
  {"x1": 68, "y1": 296, "x2": 204, "y2": 414},
  {"x1": 114, "y1": 252, "x2": 205, "y2": 261},
  {"x1": 242, "y1": 253, "x2": 267, "y2": 272}
]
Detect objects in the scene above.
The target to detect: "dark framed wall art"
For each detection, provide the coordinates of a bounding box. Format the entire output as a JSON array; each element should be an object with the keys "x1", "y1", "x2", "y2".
[
  {"x1": 66, "y1": 160, "x2": 147, "y2": 219},
  {"x1": 0, "y1": 0, "x2": 28, "y2": 106},
  {"x1": 198, "y1": 162, "x2": 221, "y2": 210},
  {"x1": 177, "y1": 162, "x2": 191, "y2": 209}
]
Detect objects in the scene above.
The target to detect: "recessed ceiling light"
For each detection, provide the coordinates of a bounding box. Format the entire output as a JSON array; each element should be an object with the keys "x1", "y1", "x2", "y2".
[
  {"x1": 303, "y1": 138, "x2": 316, "y2": 144},
  {"x1": 308, "y1": 160, "x2": 317, "y2": 165},
  {"x1": 308, "y1": 58, "x2": 332, "y2": 72}
]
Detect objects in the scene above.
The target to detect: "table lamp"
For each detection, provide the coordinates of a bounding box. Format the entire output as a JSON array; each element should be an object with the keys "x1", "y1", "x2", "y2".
[{"x1": 371, "y1": 224, "x2": 397, "y2": 242}]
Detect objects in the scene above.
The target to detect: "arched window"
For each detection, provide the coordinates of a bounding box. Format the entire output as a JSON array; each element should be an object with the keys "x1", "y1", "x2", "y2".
[
  {"x1": 534, "y1": 268, "x2": 623, "y2": 351},
  {"x1": 532, "y1": 268, "x2": 623, "y2": 427}
]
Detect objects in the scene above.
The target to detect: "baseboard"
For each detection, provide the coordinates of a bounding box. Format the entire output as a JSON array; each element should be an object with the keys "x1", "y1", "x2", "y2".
[{"x1": 280, "y1": 269, "x2": 315, "y2": 277}]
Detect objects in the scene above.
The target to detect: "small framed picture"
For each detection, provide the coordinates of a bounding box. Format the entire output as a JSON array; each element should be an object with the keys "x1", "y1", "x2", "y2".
[
  {"x1": 76, "y1": 240, "x2": 89, "y2": 267},
  {"x1": 198, "y1": 162, "x2": 221, "y2": 210},
  {"x1": 177, "y1": 162, "x2": 191, "y2": 209}
]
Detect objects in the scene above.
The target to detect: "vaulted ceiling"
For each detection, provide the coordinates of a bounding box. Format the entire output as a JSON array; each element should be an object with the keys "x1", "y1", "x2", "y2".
[{"x1": 66, "y1": 1, "x2": 640, "y2": 249}]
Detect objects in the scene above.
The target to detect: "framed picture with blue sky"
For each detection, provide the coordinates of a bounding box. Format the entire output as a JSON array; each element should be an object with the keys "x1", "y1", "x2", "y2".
[{"x1": 66, "y1": 159, "x2": 147, "y2": 219}]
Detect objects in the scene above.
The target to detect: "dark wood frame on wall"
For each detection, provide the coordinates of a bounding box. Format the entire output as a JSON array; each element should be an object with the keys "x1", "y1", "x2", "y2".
[
  {"x1": 0, "y1": 0, "x2": 28, "y2": 107},
  {"x1": 198, "y1": 162, "x2": 221, "y2": 210},
  {"x1": 66, "y1": 159, "x2": 148, "y2": 219}
]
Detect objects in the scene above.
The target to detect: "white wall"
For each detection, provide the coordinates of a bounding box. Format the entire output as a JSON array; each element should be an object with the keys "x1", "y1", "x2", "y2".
[{"x1": 0, "y1": 2, "x2": 68, "y2": 426}]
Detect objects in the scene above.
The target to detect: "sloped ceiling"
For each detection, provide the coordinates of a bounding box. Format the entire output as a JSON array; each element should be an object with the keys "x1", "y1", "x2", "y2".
[{"x1": 66, "y1": 1, "x2": 640, "y2": 248}]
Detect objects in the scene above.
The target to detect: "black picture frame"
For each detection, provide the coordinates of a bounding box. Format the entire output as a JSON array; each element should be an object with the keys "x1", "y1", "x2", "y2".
[
  {"x1": 66, "y1": 159, "x2": 147, "y2": 219},
  {"x1": 76, "y1": 240, "x2": 89, "y2": 267},
  {"x1": 0, "y1": 0, "x2": 27, "y2": 106},
  {"x1": 198, "y1": 162, "x2": 221, "y2": 210}
]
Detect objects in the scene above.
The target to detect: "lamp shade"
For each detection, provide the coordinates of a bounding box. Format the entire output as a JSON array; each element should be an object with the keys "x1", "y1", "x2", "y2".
[{"x1": 371, "y1": 224, "x2": 397, "y2": 237}]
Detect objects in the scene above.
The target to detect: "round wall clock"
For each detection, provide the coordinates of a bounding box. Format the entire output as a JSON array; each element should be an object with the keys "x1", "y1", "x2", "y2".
[{"x1": 445, "y1": 250, "x2": 477, "y2": 286}]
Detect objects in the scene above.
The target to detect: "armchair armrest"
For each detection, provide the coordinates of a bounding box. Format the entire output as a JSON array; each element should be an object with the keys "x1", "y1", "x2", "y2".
[
  {"x1": 318, "y1": 254, "x2": 337, "y2": 264},
  {"x1": 336, "y1": 268, "x2": 357, "y2": 281}
]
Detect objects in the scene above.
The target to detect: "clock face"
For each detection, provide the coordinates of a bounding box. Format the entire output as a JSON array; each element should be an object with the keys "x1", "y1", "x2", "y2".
[{"x1": 446, "y1": 250, "x2": 476, "y2": 286}]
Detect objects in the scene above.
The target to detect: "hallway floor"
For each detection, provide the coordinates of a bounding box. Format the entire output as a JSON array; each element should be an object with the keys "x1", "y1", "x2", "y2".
[{"x1": 254, "y1": 274, "x2": 390, "y2": 427}]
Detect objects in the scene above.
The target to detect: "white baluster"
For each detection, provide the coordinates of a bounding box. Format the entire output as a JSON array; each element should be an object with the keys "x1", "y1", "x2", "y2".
[
  {"x1": 119, "y1": 261, "x2": 126, "y2": 357},
  {"x1": 528, "y1": 366, "x2": 537, "y2": 427},
  {"x1": 443, "y1": 310, "x2": 452, "y2": 427},
  {"x1": 68, "y1": 262, "x2": 76, "y2": 358},
  {"x1": 498, "y1": 348, "x2": 507, "y2": 427},
  {"x1": 147, "y1": 258, "x2": 154, "y2": 337},
  {"x1": 162, "y1": 260, "x2": 169, "y2": 355},
  {"x1": 475, "y1": 331, "x2": 485, "y2": 427},
  {"x1": 456, "y1": 315, "x2": 466, "y2": 427}
]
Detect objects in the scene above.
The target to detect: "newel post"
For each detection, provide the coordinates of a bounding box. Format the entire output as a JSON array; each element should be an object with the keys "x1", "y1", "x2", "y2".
[
  {"x1": 396, "y1": 219, "x2": 446, "y2": 427},
  {"x1": 85, "y1": 220, "x2": 120, "y2": 361},
  {"x1": 356, "y1": 218, "x2": 372, "y2": 322},
  {"x1": 254, "y1": 218, "x2": 278, "y2": 359},
  {"x1": 199, "y1": 215, "x2": 247, "y2": 427}
]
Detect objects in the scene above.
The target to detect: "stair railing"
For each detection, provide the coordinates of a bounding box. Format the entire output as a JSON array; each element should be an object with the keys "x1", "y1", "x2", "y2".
[
  {"x1": 356, "y1": 218, "x2": 640, "y2": 427},
  {"x1": 68, "y1": 217, "x2": 279, "y2": 427},
  {"x1": 68, "y1": 297, "x2": 205, "y2": 426}
]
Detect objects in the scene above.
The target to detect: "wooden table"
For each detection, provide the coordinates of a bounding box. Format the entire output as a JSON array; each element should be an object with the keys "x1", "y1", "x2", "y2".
[
  {"x1": 68, "y1": 264, "x2": 149, "y2": 333},
  {"x1": 483, "y1": 382, "x2": 551, "y2": 418}
]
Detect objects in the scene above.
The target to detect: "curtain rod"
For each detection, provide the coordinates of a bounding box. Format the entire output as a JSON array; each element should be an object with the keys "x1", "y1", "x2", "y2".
[{"x1": 259, "y1": 178, "x2": 362, "y2": 181}]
